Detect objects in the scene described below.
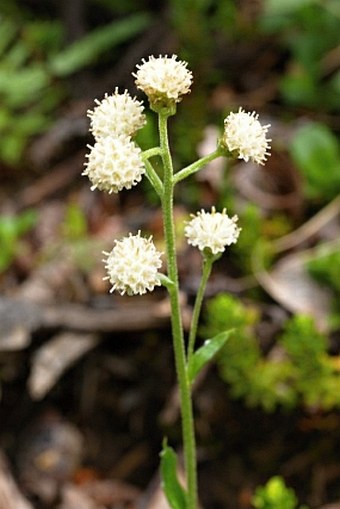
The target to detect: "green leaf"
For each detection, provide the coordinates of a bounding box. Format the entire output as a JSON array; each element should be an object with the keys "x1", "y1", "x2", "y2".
[
  {"x1": 188, "y1": 330, "x2": 234, "y2": 385},
  {"x1": 0, "y1": 65, "x2": 49, "y2": 108},
  {"x1": 289, "y1": 122, "x2": 340, "y2": 200},
  {"x1": 280, "y1": 71, "x2": 318, "y2": 108},
  {"x1": 160, "y1": 442, "x2": 187, "y2": 509},
  {"x1": 5, "y1": 40, "x2": 30, "y2": 70},
  {"x1": 50, "y1": 13, "x2": 151, "y2": 77}
]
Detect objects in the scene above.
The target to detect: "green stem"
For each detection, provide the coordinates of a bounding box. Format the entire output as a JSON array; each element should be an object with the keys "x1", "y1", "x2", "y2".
[
  {"x1": 142, "y1": 147, "x2": 162, "y2": 159},
  {"x1": 142, "y1": 157, "x2": 163, "y2": 197},
  {"x1": 158, "y1": 111, "x2": 198, "y2": 509},
  {"x1": 187, "y1": 256, "x2": 213, "y2": 362},
  {"x1": 174, "y1": 149, "x2": 222, "y2": 185}
]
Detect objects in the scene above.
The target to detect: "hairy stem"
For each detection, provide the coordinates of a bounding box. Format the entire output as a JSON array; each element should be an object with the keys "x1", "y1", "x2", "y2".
[
  {"x1": 187, "y1": 256, "x2": 213, "y2": 362},
  {"x1": 141, "y1": 154, "x2": 163, "y2": 197},
  {"x1": 159, "y1": 111, "x2": 198, "y2": 509},
  {"x1": 174, "y1": 149, "x2": 222, "y2": 185}
]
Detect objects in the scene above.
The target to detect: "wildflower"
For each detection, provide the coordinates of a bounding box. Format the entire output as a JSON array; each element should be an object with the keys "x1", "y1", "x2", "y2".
[
  {"x1": 103, "y1": 232, "x2": 163, "y2": 295},
  {"x1": 222, "y1": 107, "x2": 271, "y2": 165},
  {"x1": 133, "y1": 54, "x2": 193, "y2": 107},
  {"x1": 87, "y1": 89, "x2": 146, "y2": 139},
  {"x1": 185, "y1": 207, "x2": 241, "y2": 255},
  {"x1": 83, "y1": 135, "x2": 145, "y2": 193}
]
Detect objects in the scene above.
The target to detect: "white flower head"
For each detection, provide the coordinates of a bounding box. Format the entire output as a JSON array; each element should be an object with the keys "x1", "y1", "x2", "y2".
[
  {"x1": 185, "y1": 207, "x2": 241, "y2": 255},
  {"x1": 222, "y1": 107, "x2": 271, "y2": 165},
  {"x1": 87, "y1": 88, "x2": 146, "y2": 139},
  {"x1": 83, "y1": 135, "x2": 145, "y2": 193},
  {"x1": 103, "y1": 232, "x2": 163, "y2": 295},
  {"x1": 133, "y1": 54, "x2": 193, "y2": 106}
]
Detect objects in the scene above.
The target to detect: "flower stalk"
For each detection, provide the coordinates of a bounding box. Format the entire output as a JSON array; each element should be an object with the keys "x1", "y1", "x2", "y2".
[
  {"x1": 159, "y1": 110, "x2": 198, "y2": 509},
  {"x1": 174, "y1": 148, "x2": 222, "y2": 184},
  {"x1": 142, "y1": 157, "x2": 163, "y2": 197},
  {"x1": 187, "y1": 256, "x2": 214, "y2": 362}
]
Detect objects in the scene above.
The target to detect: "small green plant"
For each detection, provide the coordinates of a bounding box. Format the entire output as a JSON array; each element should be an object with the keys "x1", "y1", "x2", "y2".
[
  {"x1": 202, "y1": 294, "x2": 340, "y2": 412},
  {"x1": 252, "y1": 476, "x2": 309, "y2": 509},
  {"x1": 0, "y1": 210, "x2": 37, "y2": 272},
  {"x1": 202, "y1": 294, "x2": 297, "y2": 411},
  {"x1": 280, "y1": 315, "x2": 340, "y2": 409}
]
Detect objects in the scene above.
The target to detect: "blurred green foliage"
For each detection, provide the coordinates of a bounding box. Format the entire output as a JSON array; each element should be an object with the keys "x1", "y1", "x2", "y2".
[
  {"x1": 62, "y1": 202, "x2": 88, "y2": 240},
  {"x1": 252, "y1": 476, "x2": 309, "y2": 509},
  {"x1": 168, "y1": 0, "x2": 239, "y2": 166},
  {"x1": 261, "y1": 0, "x2": 340, "y2": 111},
  {"x1": 201, "y1": 293, "x2": 340, "y2": 412},
  {"x1": 306, "y1": 243, "x2": 340, "y2": 328},
  {"x1": 0, "y1": 5, "x2": 150, "y2": 166},
  {"x1": 289, "y1": 122, "x2": 340, "y2": 201},
  {"x1": 0, "y1": 210, "x2": 37, "y2": 272},
  {"x1": 57, "y1": 202, "x2": 102, "y2": 273},
  {"x1": 0, "y1": 18, "x2": 63, "y2": 165},
  {"x1": 91, "y1": 0, "x2": 150, "y2": 15},
  {"x1": 307, "y1": 245, "x2": 340, "y2": 295},
  {"x1": 2, "y1": 0, "x2": 338, "y2": 175},
  {"x1": 49, "y1": 13, "x2": 151, "y2": 77},
  {"x1": 232, "y1": 205, "x2": 292, "y2": 273}
]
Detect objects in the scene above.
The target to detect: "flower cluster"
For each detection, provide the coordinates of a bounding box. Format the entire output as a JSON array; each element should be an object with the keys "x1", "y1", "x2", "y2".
[
  {"x1": 222, "y1": 107, "x2": 271, "y2": 165},
  {"x1": 185, "y1": 207, "x2": 241, "y2": 255},
  {"x1": 83, "y1": 89, "x2": 146, "y2": 194},
  {"x1": 134, "y1": 54, "x2": 193, "y2": 107},
  {"x1": 83, "y1": 55, "x2": 193, "y2": 296},
  {"x1": 82, "y1": 55, "x2": 273, "y2": 296},
  {"x1": 103, "y1": 232, "x2": 163, "y2": 295}
]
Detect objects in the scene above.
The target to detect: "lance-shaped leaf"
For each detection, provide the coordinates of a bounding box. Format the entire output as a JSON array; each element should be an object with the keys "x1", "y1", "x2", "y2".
[
  {"x1": 188, "y1": 330, "x2": 234, "y2": 385},
  {"x1": 160, "y1": 441, "x2": 187, "y2": 509}
]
